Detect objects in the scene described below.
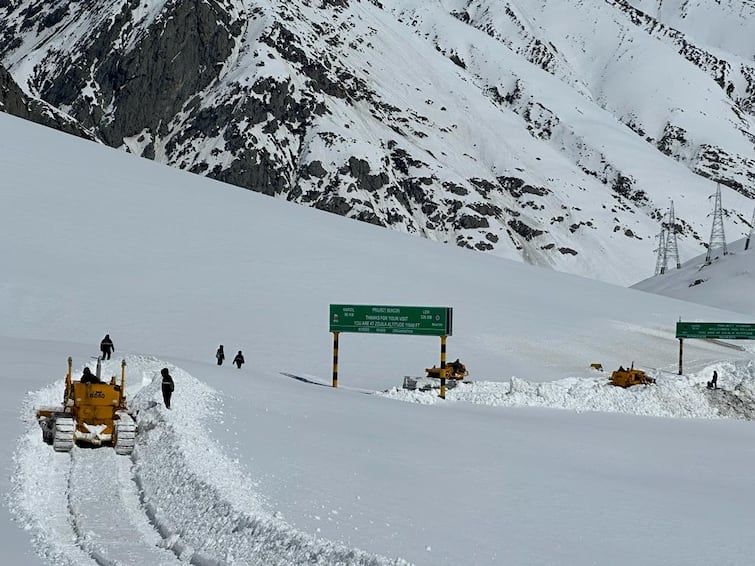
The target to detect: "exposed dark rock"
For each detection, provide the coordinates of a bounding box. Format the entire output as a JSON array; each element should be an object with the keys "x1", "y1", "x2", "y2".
[
  {"x1": 300, "y1": 160, "x2": 328, "y2": 179},
  {"x1": 469, "y1": 202, "x2": 502, "y2": 218},
  {"x1": 0, "y1": 64, "x2": 96, "y2": 140},
  {"x1": 508, "y1": 219, "x2": 544, "y2": 240},
  {"x1": 657, "y1": 123, "x2": 689, "y2": 157},
  {"x1": 457, "y1": 214, "x2": 489, "y2": 229},
  {"x1": 443, "y1": 181, "x2": 469, "y2": 196},
  {"x1": 339, "y1": 157, "x2": 389, "y2": 192}
]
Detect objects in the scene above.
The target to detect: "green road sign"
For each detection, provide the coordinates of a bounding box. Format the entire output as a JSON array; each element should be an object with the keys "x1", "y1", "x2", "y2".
[
  {"x1": 676, "y1": 322, "x2": 755, "y2": 340},
  {"x1": 330, "y1": 304, "x2": 453, "y2": 336}
]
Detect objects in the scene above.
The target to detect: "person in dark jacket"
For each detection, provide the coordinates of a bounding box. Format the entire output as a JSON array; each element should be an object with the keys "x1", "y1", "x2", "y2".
[
  {"x1": 216, "y1": 345, "x2": 225, "y2": 366},
  {"x1": 100, "y1": 334, "x2": 114, "y2": 360},
  {"x1": 233, "y1": 350, "x2": 245, "y2": 369},
  {"x1": 707, "y1": 370, "x2": 718, "y2": 390},
  {"x1": 80, "y1": 367, "x2": 100, "y2": 384},
  {"x1": 161, "y1": 368, "x2": 175, "y2": 408}
]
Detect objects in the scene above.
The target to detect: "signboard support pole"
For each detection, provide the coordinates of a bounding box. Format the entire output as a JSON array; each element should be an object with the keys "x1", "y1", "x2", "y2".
[
  {"x1": 678, "y1": 338, "x2": 683, "y2": 375},
  {"x1": 332, "y1": 332, "x2": 339, "y2": 388},
  {"x1": 439, "y1": 335, "x2": 447, "y2": 399}
]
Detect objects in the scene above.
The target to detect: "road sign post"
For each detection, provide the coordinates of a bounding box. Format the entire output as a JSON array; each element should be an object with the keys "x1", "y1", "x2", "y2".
[
  {"x1": 675, "y1": 322, "x2": 755, "y2": 374},
  {"x1": 329, "y1": 305, "x2": 454, "y2": 395}
]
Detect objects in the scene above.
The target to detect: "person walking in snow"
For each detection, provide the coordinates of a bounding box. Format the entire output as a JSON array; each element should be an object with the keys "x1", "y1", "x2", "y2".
[
  {"x1": 100, "y1": 334, "x2": 114, "y2": 360},
  {"x1": 233, "y1": 350, "x2": 245, "y2": 369},
  {"x1": 216, "y1": 345, "x2": 225, "y2": 366},
  {"x1": 161, "y1": 368, "x2": 175, "y2": 409}
]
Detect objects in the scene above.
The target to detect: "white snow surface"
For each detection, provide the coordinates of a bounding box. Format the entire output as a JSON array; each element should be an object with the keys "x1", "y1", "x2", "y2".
[
  {"x1": 3, "y1": 111, "x2": 755, "y2": 565},
  {"x1": 633, "y1": 240, "x2": 755, "y2": 316},
  {"x1": 4, "y1": 0, "x2": 755, "y2": 287}
]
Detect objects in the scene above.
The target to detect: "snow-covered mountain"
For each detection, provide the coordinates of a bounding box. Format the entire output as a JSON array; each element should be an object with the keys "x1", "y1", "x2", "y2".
[
  {"x1": 5, "y1": 103, "x2": 755, "y2": 566},
  {"x1": 2, "y1": 0, "x2": 755, "y2": 285}
]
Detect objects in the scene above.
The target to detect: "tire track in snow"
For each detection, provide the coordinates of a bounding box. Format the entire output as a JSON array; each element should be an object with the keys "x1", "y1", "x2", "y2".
[
  {"x1": 9, "y1": 389, "x2": 98, "y2": 566},
  {"x1": 68, "y1": 448, "x2": 181, "y2": 565},
  {"x1": 12, "y1": 355, "x2": 410, "y2": 566},
  {"x1": 10, "y1": 363, "x2": 185, "y2": 566}
]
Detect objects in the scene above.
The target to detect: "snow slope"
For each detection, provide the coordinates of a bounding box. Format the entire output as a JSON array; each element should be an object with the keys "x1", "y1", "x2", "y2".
[
  {"x1": 634, "y1": 238, "x2": 755, "y2": 315},
  {"x1": 3, "y1": 112, "x2": 755, "y2": 565}
]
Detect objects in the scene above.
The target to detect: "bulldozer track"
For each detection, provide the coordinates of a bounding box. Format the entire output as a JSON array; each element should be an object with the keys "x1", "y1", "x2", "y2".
[{"x1": 67, "y1": 448, "x2": 182, "y2": 566}]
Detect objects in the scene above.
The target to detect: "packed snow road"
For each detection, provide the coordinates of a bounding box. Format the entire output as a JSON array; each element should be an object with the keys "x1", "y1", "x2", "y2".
[
  {"x1": 10, "y1": 356, "x2": 408, "y2": 566},
  {"x1": 69, "y1": 449, "x2": 180, "y2": 565}
]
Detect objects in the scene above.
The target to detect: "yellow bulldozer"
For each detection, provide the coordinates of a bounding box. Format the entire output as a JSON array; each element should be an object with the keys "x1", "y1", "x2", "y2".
[
  {"x1": 610, "y1": 363, "x2": 656, "y2": 388},
  {"x1": 36, "y1": 357, "x2": 136, "y2": 454},
  {"x1": 425, "y1": 359, "x2": 469, "y2": 380}
]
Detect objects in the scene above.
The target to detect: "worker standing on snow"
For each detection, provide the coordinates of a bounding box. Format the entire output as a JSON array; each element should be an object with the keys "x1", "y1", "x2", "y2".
[
  {"x1": 216, "y1": 345, "x2": 225, "y2": 366},
  {"x1": 233, "y1": 350, "x2": 245, "y2": 369},
  {"x1": 161, "y1": 368, "x2": 175, "y2": 408},
  {"x1": 707, "y1": 370, "x2": 718, "y2": 390},
  {"x1": 100, "y1": 334, "x2": 114, "y2": 360}
]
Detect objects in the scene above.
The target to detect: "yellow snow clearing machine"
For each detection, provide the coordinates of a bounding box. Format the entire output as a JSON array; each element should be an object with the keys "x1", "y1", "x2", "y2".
[
  {"x1": 36, "y1": 357, "x2": 136, "y2": 454},
  {"x1": 425, "y1": 359, "x2": 469, "y2": 380},
  {"x1": 610, "y1": 363, "x2": 656, "y2": 388}
]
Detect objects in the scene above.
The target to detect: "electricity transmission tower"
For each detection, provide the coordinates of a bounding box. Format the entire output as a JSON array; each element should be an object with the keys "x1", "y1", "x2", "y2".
[
  {"x1": 705, "y1": 183, "x2": 728, "y2": 264},
  {"x1": 654, "y1": 225, "x2": 667, "y2": 275},
  {"x1": 746, "y1": 206, "x2": 755, "y2": 251},
  {"x1": 665, "y1": 200, "x2": 680, "y2": 270},
  {"x1": 653, "y1": 200, "x2": 680, "y2": 275}
]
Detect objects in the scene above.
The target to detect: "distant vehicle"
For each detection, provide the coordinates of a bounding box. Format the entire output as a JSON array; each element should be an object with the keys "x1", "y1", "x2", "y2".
[
  {"x1": 36, "y1": 357, "x2": 136, "y2": 454},
  {"x1": 425, "y1": 359, "x2": 469, "y2": 380},
  {"x1": 610, "y1": 363, "x2": 656, "y2": 388}
]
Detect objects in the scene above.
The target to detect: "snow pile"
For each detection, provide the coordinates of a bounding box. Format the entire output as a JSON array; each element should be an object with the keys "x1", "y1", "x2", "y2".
[
  {"x1": 9, "y1": 356, "x2": 410, "y2": 566},
  {"x1": 379, "y1": 360, "x2": 755, "y2": 420}
]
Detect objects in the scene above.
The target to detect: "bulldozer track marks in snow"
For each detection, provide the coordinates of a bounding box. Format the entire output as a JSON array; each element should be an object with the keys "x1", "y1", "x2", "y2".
[{"x1": 67, "y1": 448, "x2": 183, "y2": 565}]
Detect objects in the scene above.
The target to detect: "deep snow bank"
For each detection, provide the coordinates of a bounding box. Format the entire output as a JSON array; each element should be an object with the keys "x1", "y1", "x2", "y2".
[
  {"x1": 9, "y1": 355, "x2": 409, "y2": 566},
  {"x1": 379, "y1": 360, "x2": 755, "y2": 420}
]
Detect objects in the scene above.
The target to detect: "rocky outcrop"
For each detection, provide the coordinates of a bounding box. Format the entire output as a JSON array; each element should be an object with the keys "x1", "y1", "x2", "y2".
[{"x1": 0, "y1": 64, "x2": 96, "y2": 140}]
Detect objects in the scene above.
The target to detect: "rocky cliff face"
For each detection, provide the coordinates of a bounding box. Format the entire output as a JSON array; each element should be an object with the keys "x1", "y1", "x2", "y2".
[
  {"x1": 0, "y1": 63, "x2": 96, "y2": 139},
  {"x1": 1, "y1": 0, "x2": 754, "y2": 285}
]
